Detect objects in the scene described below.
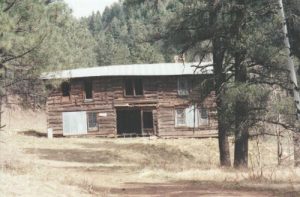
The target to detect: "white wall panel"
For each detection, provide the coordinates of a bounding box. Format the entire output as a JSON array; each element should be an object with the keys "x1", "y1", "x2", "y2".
[{"x1": 62, "y1": 112, "x2": 87, "y2": 136}]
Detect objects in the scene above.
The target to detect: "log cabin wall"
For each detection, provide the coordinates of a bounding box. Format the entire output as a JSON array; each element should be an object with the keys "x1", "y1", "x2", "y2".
[
  {"x1": 156, "y1": 76, "x2": 218, "y2": 137},
  {"x1": 46, "y1": 75, "x2": 218, "y2": 137}
]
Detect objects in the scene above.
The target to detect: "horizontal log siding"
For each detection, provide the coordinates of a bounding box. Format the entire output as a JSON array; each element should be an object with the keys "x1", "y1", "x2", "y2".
[
  {"x1": 47, "y1": 76, "x2": 217, "y2": 136},
  {"x1": 156, "y1": 76, "x2": 217, "y2": 137}
]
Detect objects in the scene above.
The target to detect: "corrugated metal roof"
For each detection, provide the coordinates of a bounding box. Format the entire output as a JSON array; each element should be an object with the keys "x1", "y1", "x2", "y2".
[{"x1": 41, "y1": 62, "x2": 213, "y2": 79}]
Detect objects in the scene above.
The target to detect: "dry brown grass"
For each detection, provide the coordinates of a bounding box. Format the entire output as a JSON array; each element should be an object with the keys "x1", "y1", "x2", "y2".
[
  {"x1": 0, "y1": 132, "x2": 91, "y2": 197},
  {"x1": 1, "y1": 131, "x2": 300, "y2": 186},
  {"x1": 1, "y1": 125, "x2": 300, "y2": 196},
  {"x1": 2, "y1": 105, "x2": 47, "y2": 133}
]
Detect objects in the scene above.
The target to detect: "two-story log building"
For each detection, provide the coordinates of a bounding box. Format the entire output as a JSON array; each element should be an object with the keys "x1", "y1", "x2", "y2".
[{"x1": 42, "y1": 62, "x2": 218, "y2": 137}]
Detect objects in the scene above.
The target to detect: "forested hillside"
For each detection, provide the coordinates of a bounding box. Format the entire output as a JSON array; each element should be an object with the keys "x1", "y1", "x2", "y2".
[
  {"x1": 81, "y1": 0, "x2": 214, "y2": 65},
  {"x1": 1, "y1": 0, "x2": 299, "y2": 72},
  {"x1": 82, "y1": 0, "x2": 300, "y2": 66},
  {"x1": 81, "y1": 0, "x2": 173, "y2": 65},
  {"x1": 0, "y1": 0, "x2": 96, "y2": 72}
]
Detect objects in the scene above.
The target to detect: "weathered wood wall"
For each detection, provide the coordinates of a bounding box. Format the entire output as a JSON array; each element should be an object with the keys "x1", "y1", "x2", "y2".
[{"x1": 47, "y1": 76, "x2": 217, "y2": 137}]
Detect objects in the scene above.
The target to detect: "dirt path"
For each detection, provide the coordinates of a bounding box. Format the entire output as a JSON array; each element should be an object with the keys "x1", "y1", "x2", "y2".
[{"x1": 95, "y1": 182, "x2": 276, "y2": 197}]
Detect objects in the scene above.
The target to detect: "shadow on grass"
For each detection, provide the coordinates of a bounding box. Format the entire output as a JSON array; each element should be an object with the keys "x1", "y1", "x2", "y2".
[
  {"x1": 79, "y1": 142, "x2": 199, "y2": 170},
  {"x1": 25, "y1": 141, "x2": 199, "y2": 170},
  {"x1": 25, "y1": 148, "x2": 127, "y2": 164},
  {"x1": 18, "y1": 130, "x2": 64, "y2": 138},
  {"x1": 19, "y1": 130, "x2": 47, "y2": 138}
]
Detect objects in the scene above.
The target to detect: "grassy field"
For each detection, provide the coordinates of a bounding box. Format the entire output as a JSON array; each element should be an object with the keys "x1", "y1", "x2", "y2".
[{"x1": 1, "y1": 130, "x2": 300, "y2": 196}]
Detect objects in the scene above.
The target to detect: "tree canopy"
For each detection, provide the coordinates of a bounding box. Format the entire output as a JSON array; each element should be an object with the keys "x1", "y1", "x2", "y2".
[{"x1": 0, "y1": 0, "x2": 96, "y2": 106}]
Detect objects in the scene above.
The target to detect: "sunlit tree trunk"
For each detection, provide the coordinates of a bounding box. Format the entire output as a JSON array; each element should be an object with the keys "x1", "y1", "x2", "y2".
[{"x1": 279, "y1": 0, "x2": 300, "y2": 167}]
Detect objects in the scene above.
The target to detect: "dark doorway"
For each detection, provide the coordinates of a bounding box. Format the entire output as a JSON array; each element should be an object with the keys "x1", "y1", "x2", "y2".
[
  {"x1": 117, "y1": 109, "x2": 142, "y2": 135},
  {"x1": 142, "y1": 111, "x2": 154, "y2": 135},
  {"x1": 143, "y1": 111, "x2": 154, "y2": 129}
]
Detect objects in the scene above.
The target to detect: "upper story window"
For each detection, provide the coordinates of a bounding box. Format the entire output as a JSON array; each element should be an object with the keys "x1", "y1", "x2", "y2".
[
  {"x1": 61, "y1": 82, "x2": 70, "y2": 97},
  {"x1": 84, "y1": 80, "x2": 93, "y2": 100},
  {"x1": 124, "y1": 78, "x2": 143, "y2": 96},
  {"x1": 177, "y1": 77, "x2": 189, "y2": 96}
]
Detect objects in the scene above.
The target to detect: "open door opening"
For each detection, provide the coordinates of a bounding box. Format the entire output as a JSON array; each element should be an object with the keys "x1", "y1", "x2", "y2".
[
  {"x1": 117, "y1": 109, "x2": 142, "y2": 135},
  {"x1": 142, "y1": 111, "x2": 154, "y2": 135}
]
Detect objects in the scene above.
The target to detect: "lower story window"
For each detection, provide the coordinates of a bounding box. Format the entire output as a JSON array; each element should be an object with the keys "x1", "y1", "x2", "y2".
[
  {"x1": 175, "y1": 109, "x2": 186, "y2": 126},
  {"x1": 87, "y1": 112, "x2": 98, "y2": 131},
  {"x1": 175, "y1": 106, "x2": 209, "y2": 127},
  {"x1": 199, "y1": 108, "x2": 209, "y2": 126}
]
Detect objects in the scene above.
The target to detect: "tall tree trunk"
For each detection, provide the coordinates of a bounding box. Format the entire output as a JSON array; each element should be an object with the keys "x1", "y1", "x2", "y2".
[
  {"x1": 0, "y1": 96, "x2": 2, "y2": 130},
  {"x1": 213, "y1": 38, "x2": 231, "y2": 167},
  {"x1": 279, "y1": 0, "x2": 300, "y2": 167},
  {"x1": 228, "y1": 0, "x2": 249, "y2": 169},
  {"x1": 216, "y1": 94, "x2": 231, "y2": 167},
  {"x1": 234, "y1": 100, "x2": 249, "y2": 168},
  {"x1": 209, "y1": 0, "x2": 231, "y2": 167},
  {"x1": 233, "y1": 53, "x2": 249, "y2": 168},
  {"x1": 294, "y1": 132, "x2": 300, "y2": 166}
]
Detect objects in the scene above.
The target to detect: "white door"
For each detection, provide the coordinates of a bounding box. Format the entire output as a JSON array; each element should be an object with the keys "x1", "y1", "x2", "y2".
[{"x1": 62, "y1": 112, "x2": 87, "y2": 136}]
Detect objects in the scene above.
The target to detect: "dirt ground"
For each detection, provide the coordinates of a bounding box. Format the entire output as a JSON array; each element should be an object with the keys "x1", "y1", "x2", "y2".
[{"x1": 1, "y1": 130, "x2": 300, "y2": 197}]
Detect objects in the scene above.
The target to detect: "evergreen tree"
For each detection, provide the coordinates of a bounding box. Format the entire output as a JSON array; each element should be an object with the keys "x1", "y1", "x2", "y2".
[
  {"x1": 84, "y1": 0, "x2": 171, "y2": 66},
  {"x1": 0, "y1": 0, "x2": 96, "y2": 112},
  {"x1": 147, "y1": 0, "x2": 294, "y2": 168}
]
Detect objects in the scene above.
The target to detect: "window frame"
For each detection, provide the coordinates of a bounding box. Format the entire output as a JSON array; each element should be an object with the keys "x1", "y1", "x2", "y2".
[
  {"x1": 198, "y1": 108, "x2": 209, "y2": 126},
  {"x1": 87, "y1": 112, "x2": 98, "y2": 132},
  {"x1": 84, "y1": 79, "x2": 94, "y2": 101},
  {"x1": 177, "y1": 77, "x2": 189, "y2": 96},
  {"x1": 61, "y1": 81, "x2": 71, "y2": 102},
  {"x1": 124, "y1": 78, "x2": 144, "y2": 97},
  {"x1": 175, "y1": 108, "x2": 187, "y2": 127},
  {"x1": 175, "y1": 106, "x2": 210, "y2": 128},
  {"x1": 142, "y1": 110, "x2": 154, "y2": 129}
]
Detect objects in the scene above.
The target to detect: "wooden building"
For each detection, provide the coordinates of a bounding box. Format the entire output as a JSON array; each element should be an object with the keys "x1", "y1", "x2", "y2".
[{"x1": 42, "y1": 62, "x2": 218, "y2": 137}]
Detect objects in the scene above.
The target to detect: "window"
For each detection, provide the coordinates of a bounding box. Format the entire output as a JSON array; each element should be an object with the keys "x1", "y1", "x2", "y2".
[
  {"x1": 61, "y1": 82, "x2": 70, "y2": 97},
  {"x1": 177, "y1": 78, "x2": 189, "y2": 96},
  {"x1": 125, "y1": 79, "x2": 134, "y2": 95},
  {"x1": 134, "y1": 79, "x2": 143, "y2": 95},
  {"x1": 87, "y1": 112, "x2": 98, "y2": 131},
  {"x1": 175, "y1": 109, "x2": 186, "y2": 126},
  {"x1": 84, "y1": 80, "x2": 93, "y2": 100},
  {"x1": 124, "y1": 78, "x2": 144, "y2": 96},
  {"x1": 199, "y1": 108, "x2": 209, "y2": 126},
  {"x1": 175, "y1": 106, "x2": 209, "y2": 127}
]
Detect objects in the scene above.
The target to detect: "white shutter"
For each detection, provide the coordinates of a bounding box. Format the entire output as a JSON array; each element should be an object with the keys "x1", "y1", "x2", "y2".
[
  {"x1": 62, "y1": 112, "x2": 87, "y2": 136},
  {"x1": 185, "y1": 105, "x2": 198, "y2": 128}
]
